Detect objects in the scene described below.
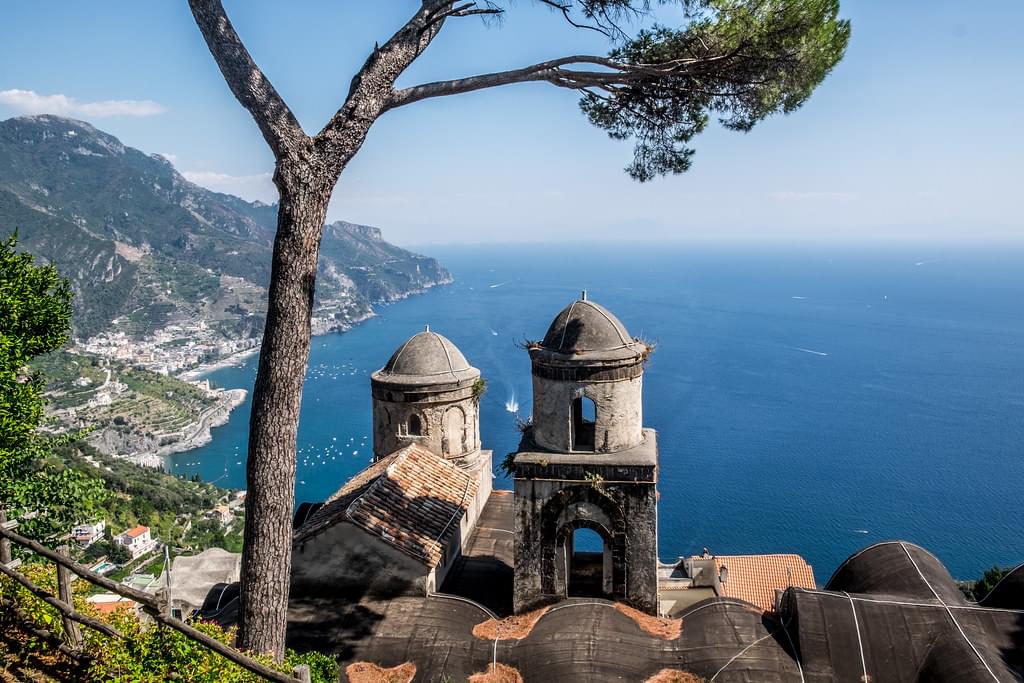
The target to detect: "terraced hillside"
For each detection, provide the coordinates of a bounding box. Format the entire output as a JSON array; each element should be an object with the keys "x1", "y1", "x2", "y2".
[{"x1": 34, "y1": 350, "x2": 240, "y2": 460}]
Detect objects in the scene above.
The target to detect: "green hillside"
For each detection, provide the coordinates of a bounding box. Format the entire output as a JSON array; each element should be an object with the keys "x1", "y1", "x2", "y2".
[{"x1": 0, "y1": 115, "x2": 451, "y2": 339}]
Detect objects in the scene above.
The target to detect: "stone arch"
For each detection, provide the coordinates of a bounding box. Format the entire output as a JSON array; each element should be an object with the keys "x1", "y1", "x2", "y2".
[
  {"x1": 463, "y1": 404, "x2": 475, "y2": 452},
  {"x1": 441, "y1": 405, "x2": 466, "y2": 456},
  {"x1": 556, "y1": 518, "x2": 615, "y2": 597},
  {"x1": 540, "y1": 485, "x2": 627, "y2": 600}
]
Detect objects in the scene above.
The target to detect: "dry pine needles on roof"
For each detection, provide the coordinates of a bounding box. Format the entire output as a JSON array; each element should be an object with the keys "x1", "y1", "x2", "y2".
[
  {"x1": 468, "y1": 663, "x2": 525, "y2": 683},
  {"x1": 614, "y1": 603, "x2": 683, "y2": 640},
  {"x1": 644, "y1": 669, "x2": 706, "y2": 683},
  {"x1": 345, "y1": 661, "x2": 416, "y2": 683},
  {"x1": 472, "y1": 606, "x2": 551, "y2": 640}
]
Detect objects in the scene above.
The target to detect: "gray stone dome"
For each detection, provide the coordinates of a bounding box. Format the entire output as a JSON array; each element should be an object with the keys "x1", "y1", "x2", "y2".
[
  {"x1": 539, "y1": 295, "x2": 645, "y2": 360},
  {"x1": 373, "y1": 329, "x2": 479, "y2": 386}
]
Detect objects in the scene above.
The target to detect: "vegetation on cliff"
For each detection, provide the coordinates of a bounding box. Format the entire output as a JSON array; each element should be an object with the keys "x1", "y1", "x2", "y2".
[{"x1": 0, "y1": 233, "x2": 106, "y2": 542}]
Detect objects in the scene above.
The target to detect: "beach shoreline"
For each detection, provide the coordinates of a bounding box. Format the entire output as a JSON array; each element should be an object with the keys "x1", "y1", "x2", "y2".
[
  {"x1": 177, "y1": 346, "x2": 260, "y2": 382},
  {"x1": 175, "y1": 309, "x2": 386, "y2": 383}
]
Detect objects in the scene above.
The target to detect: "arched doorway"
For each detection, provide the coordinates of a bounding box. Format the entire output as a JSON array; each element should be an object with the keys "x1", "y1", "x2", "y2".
[
  {"x1": 566, "y1": 525, "x2": 611, "y2": 598},
  {"x1": 541, "y1": 485, "x2": 627, "y2": 601},
  {"x1": 570, "y1": 396, "x2": 596, "y2": 451}
]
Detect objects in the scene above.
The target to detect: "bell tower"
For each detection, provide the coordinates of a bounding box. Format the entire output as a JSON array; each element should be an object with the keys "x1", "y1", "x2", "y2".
[{"x1": 512, "y1": 293, "x2": 659, "y2": 614}]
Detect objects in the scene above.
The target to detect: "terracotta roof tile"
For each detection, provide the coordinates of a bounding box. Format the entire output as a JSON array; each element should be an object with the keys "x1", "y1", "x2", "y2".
[
  {"x1": 88, "y1": 597, "x2": 136, "y2": 614},
  {"x1": 698, "y1": 554, "x2": 816, "y2": 613},
  {"x1": 124, "y1": 525, "x2": 149, "y2": 538},
  {"x1": 294, "y1": 444, "x2": 477, "y2": 567}
]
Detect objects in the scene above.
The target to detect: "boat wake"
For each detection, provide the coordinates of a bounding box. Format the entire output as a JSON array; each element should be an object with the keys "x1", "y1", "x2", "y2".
[
  {"x1": 505, "y1": 392, "x2": 519, "y2": 413},
  {"x1": 793, "y1": 347, "x2": 829, "y2": 357},
  {"x1": 489, "y1": 280, "x2": 510, "y2": 289}
]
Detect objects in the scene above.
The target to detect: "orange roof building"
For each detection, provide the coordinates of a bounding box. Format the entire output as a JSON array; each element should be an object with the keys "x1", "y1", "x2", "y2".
[
  {"x1": 675, "y1": 552, "x2": 816, "y2": 613},
  {"x1": 86, "y1": 594, "x2": 137, "y2": 616},
  {"x1": 124, "y1": 525, "x2": 149, "y2": 539},
  {"x1": 710, "y1": 554, "x2": 816, "y2": 612}
]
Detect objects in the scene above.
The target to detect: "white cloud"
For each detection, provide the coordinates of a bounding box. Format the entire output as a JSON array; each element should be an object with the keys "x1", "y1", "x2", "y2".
[
  {"x1": 183, "y1": 170, "x2": 278, "y2": 203},
  {"x1": 0, "y1": 88, "x2": 166, "y2": 118},
  {"x1": 158, "y1": 152, "x2": 178, "y2": 165},
  {"x1": 770, "y1": 191, "x2": 857, "y2": 202}
]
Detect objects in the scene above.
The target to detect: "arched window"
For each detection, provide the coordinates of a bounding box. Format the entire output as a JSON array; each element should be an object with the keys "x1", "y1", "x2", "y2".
[
  {"x1": 408, "y1": 414, "x2": 422, "y2": 436},
  {"x1": 571, "y1": 396, "x2": 596, "y2": 451}
]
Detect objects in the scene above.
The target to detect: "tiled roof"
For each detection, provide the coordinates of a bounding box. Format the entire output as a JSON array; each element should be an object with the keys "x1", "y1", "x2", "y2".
[
  {"x1": 124, "y1": 525, "x2": 149, "y2": 538},
  {"x1": 87, "y1": 596, "x2": 136, "y2": 615},
  {"x1": 294, "y1": 444, "x2": 477, "y2": 567},
  {"x1": 702, "y1": 554, "x2": 816, "y2": 613}
]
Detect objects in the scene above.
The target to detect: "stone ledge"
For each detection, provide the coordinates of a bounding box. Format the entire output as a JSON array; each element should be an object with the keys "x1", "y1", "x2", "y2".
[{"x1": 513, "y1": 429, "x2": 658, "y2": 469}]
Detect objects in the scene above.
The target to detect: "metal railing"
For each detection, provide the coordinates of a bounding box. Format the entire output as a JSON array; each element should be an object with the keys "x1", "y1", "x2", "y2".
[{"x1": 0, "y1": 510, "x2": 311, "y2": 683}]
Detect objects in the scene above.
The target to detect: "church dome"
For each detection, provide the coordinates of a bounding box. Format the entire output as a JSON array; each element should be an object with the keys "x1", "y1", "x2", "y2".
[
  {"x1": 539, "y1": 294, "x2": 645, "y2": 361},
  {"x1": 373, "y1": 329, "x2": 479, "y2": 386}
]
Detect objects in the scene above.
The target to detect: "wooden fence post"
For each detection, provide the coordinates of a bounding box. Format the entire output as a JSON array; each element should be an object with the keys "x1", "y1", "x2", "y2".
[
  {"x1": 161, "y1": 543, "x2": 172, "y2": 617},
  {"x1": 292, "y1": 664, "x2": 312, "y2": 683},
  {"x1": 0, "y1": 510, "x2": 12, "y2": 565},
  {"x1": 57, "y1": 544, "x2": 84, "y2": 651}
]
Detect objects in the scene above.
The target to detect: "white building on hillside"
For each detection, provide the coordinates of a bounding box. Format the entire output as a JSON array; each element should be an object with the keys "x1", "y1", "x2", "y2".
[
  {"x1": 115, "y1": 525, "x2": 156, "y2": 560},
  {"x1": 71, "y1": 520, "x2": 106, "y2": 547}
]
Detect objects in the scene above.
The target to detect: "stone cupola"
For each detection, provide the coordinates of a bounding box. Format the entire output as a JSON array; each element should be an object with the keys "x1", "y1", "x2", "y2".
[{"x1": 370, "y1": 327, "x2": 483, "y2": 469}]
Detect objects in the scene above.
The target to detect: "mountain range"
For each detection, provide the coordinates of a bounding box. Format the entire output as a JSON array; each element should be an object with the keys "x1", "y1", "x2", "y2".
[{"x1": 0, "y1": 114, "x2": 450, "y2": 340}]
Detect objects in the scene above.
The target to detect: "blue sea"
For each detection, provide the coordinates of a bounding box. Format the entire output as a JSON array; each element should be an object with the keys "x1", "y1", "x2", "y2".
[{"x1": 168, "y1": 244, "x2": 1024, "y2": 582}]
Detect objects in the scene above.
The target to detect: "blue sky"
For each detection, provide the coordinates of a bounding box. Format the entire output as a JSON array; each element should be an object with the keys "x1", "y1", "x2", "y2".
[{"x1": 1, "y1": 1, "x2": 1021, "y2": 246}]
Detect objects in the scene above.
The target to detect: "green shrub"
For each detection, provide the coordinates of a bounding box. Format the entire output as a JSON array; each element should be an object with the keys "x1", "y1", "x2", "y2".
[{"x1": 1, "y1": 563, "x2": 339, "y2": 683}]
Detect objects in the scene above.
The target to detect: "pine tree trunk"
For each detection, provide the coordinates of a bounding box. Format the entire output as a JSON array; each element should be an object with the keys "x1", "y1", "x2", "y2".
[{"x1": 236, "y1": 159, "x2": 333, "y2": 659}]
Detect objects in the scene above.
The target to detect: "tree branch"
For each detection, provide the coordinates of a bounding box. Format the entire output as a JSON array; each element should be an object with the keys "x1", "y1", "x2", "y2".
[
  {"x1": 313, "y1": 1, "x2": 459, "y2": 166},
  {"x1": 187, "y1": 0, "x2": 307, "y2": 159},
  {"x1": 385, "y1": 51, "x2": 741, "y2": 110},
  {"x1": 425, "y1": 1, "x2": 504, "y2": 29},
  {"x1": 536, "y1": 0, "x2": 612, "y2": 37}
]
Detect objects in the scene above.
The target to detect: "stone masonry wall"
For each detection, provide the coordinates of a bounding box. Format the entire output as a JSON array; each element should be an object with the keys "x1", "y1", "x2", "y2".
[
  {"x1": 513, "y1": 475, "x2": 658, "y2": 614},
  {"x1": 530, "y1": 373, "x2": 644, "y2": 453},
  {"x1": 372, "y1": 381, "x2": 481, "y2": 463}
]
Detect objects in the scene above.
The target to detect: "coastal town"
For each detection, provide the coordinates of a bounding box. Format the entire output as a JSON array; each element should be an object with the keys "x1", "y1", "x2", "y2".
[
  {"x1": 78, "y1": 321, "x2": 260, "y2": 378},
  {"x1": 77, "y1": 308, "x2": 357, "y2": 379},
  {"x1": 6, "y1": 0, "x2": 1024, "y2": 679},
  {"x1": 37, "y1": 304, "x2": 373, "y2": 468}
]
